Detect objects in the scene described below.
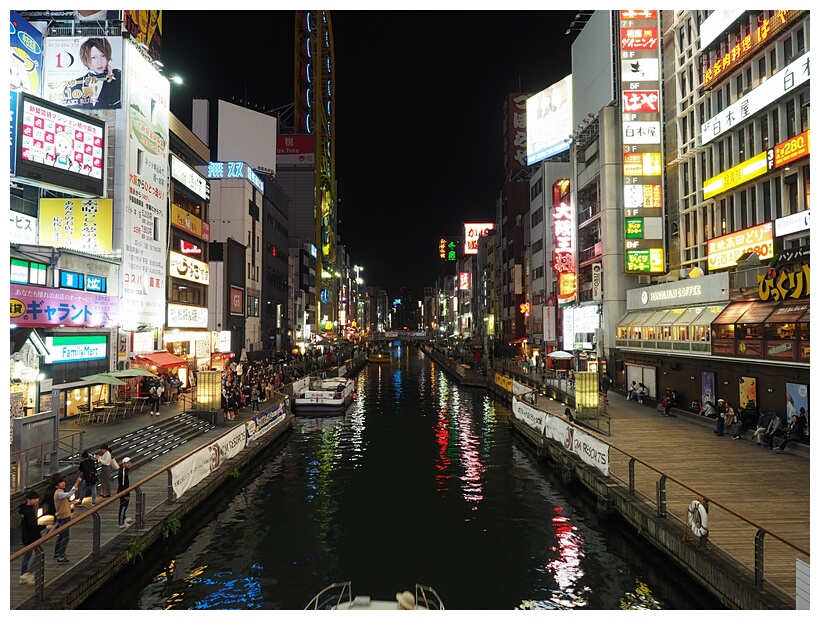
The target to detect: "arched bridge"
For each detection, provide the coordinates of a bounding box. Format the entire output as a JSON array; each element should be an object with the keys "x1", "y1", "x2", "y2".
[{"x1": 365, "y1": 331, "x2": 434, "y2": 344}]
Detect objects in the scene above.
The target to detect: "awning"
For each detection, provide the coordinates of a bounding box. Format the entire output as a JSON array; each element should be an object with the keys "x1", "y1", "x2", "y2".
[
  {"x1": 615, "y1": 309, "x2": 654, "y2": 329},
  {"x1": 509, "y1": 336, "x2": 528, "y2": 345},
  {"x1": 689, "y1": 304, "x2": 729, "y2": 326},
  {"x1": 712, "y1": 301, "x2": 755, "y2": 325},
  {"x1": 644, "y1": 308, "x2": 680, "y2": 326},
  {"x1": 766, "y1": 300, "x2": 810, "y2": 323},
  {"x1": 736, "y1": 301, "x2": 781, "y2": 324},
  {"x1": 133, "y1": 351, "x2": 189, "y2": 369},
  {"x1": 656, "y1": 308, "x2": 688, "y2": 325},
  {"x1": 798, "y1": 305, "x2": 810, "y2": 323}
]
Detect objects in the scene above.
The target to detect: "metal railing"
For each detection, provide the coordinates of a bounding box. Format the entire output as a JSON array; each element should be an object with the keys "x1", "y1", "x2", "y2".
[
  {"x1": 9, "y1": 396, "x2": 289, "y2": 606},
  {"x1": 605, "y1": 444, "x2": 808, "y2": 604},
  {"x1": 10, "y1": 431, "x2": 85, "y2": 495}
]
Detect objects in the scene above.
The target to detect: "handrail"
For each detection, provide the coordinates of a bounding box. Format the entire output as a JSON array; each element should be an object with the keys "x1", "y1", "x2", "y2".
[{"x1": 9, "y1": 430, "x2": 84, "y2": 461}]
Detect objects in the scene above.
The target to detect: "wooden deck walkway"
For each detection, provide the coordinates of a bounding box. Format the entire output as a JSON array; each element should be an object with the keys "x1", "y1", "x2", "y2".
[{"x1": 523, "y1": 387, "x2": 810, "y2": 605}]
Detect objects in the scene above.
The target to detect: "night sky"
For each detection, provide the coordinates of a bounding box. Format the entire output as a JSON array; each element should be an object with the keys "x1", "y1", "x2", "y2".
[{"x1": 161, "y1": 10, "x2": 577, "y2": 300}]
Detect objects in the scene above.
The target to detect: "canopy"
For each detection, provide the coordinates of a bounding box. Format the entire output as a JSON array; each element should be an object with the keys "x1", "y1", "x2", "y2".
[
  {"x1": 133, "y1": 351, "x2": 188, "y2": 369},
  {"x1": 547, "y1": 350, "x2": 574, "y2": 359},
  {"x1": 110, "y1": 368, "x2": 157, "y2": 378},
  {"x1": 79, "y1": 373, "x2": 126, "y2": 385}
]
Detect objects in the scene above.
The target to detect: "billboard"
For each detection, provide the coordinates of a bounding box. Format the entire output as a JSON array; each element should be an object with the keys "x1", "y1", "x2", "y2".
[
  {"x1": 10, "y1": 11, "x2": 44, "y2": 96},
  {"x1": 13, "y1": 92, "x2": 105, "y2": 196},
  {"x1": 463, "y1": 223, "x2": 494, "y2": 255},
  {"x1": 118, "y1": 41, "x2": 170, "y2": 328},
  {"x1": 459, "y1": 272, "x2": 470, "y2": 291},
  {"x1": 43, "y1": 35, "x2": 123, "y2": 109},
  {"x1": 276, "y1": 134, "x2": 315, "y2": 166},
  {"x1": 552, "y1": 179, "x2": 576, "y2": 305},
  {"x1": 123, "y1": 10, "x2": 162, "y2": 61},
  {"x1": 10, "y1": 283, "x2": 119, "y2": 328},
  {"x1": 707, "y1": 223, "x2": 773, "y2": 271},
  {"x1": 620, "y1": 10, "x2": 665, "y2": 275},
  {"x1": 526, "y1": 75, "x2": 572, "y2": 165},
  {"x1": 38, "y1": 198, "x2": 113, "y2": 253},
  {"x1": 504, "y1": 93, "x2": 528, "y2": 172}
]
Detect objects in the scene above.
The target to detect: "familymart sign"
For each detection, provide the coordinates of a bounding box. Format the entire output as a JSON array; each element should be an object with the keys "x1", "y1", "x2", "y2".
[{"x1": 46, "y1": 335, "x2": 107, "y2": 363}]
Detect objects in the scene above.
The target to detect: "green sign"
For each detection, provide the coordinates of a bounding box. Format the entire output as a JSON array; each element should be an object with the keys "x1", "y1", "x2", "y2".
[
  {"x1": 625, "y1": 249, "x2": 651, "y2": 272},
  {"x1": 625, "y1": 217, "x2": 644, "y2": 239}
]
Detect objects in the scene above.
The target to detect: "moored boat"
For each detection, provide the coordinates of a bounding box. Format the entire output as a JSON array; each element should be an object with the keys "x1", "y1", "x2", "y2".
[
  {"x1": 368, "y1": 351, "x2": 391, "y2": 363},
  {"x1": 304, "y1": 582, "x2": 445, "y2": 610},
  {"x1": 293, "y1": 376, "x2": 355, "y2": 416}
]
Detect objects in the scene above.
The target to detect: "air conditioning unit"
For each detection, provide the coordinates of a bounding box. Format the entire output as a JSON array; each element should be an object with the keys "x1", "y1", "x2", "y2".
[{"x1": 637, "y1": 275, "x2": 651, "y2": 285}]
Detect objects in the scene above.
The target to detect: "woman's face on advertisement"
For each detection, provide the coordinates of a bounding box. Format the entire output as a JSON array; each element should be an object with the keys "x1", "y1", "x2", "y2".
[{"x1": 88, "y1": 46, "x2": 109, "y2": 73}]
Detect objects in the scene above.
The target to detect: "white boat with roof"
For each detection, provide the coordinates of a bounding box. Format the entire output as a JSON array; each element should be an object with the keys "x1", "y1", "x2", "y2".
[
  {"x1": 304, "y1": 582, "x2": 445, "y2": 610},
  {"x1": 293, "y1": 375, "x2": 355, "y2": 416}
]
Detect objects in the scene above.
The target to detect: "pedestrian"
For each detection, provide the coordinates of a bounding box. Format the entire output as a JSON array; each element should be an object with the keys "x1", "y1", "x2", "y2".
[
  {"x1": 154, "y1": 382, "x2": 165, "y2": 412},
  {"x1": 600, "y1": 374, "x2": 611, "y2": 401},
  {"x1": 251, "y1": 383, "x2": 260, "y2": 412},
  {"x1": 714, "y1": 398, "x2": 727, "y2": 436},
  {"x1": 733, "y1": 402, "x2": 759, "y2": 440},
  {"x1": 661, "y1": 389, "x2": 674, "y2": 417},
  {"x1": 751, "y1": 410, "x2": 772, "y2": 445},
  {"x1": 18, "y1": 490, "x2": 54, "y2": 585},
  {"x1": 39, "y1": 473, "x2": 60, "y2": 520},
  {"x1": 117, "y1": 456, "x2": 134, "y2": 528},
  {"x1": 761, "y1": 413, "x2": 784, "y2": 449},
  {"x1": 77, "y1": 450, "x2": 99, "y2": 507},
  {"x1": 724, "y1": 401, "x2": 736, "y2": 427},
  {"x1": 149, "y1": 382, "x2": 160, "y2": 414},
  {"x1": 96, "y1": 443, "x2": 114, "y2": 497},
  {"x1": 774, "y1": 414, "x2": 804, "y2": 453},
  {"x1": 53, "y1": 474, "x2": 82, "y2": 563}
]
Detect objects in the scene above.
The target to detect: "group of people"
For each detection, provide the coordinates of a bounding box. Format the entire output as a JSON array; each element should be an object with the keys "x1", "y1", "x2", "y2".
[
  {"x1": 17, "y1": 443, "x2": 134, "y2": 585},
  {"x1": 705, "y1": 397, "x2": 808, "y2": 453},
  {"x1": 627, "y1": 381, "x2": 650, "y2": 404}
]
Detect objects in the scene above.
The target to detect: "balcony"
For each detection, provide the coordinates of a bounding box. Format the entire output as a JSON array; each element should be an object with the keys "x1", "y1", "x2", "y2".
[
  {"x1": 578, "y1": 242, "x2": 602, "y2": 265},
  {"x1": 577, "y1": 201, "x2": 601, "y2": 224}
]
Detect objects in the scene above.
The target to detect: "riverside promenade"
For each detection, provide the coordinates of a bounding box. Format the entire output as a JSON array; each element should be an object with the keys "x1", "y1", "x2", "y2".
[{"x1": 424, "y1": 346, "x2": 810, "y2": 610}]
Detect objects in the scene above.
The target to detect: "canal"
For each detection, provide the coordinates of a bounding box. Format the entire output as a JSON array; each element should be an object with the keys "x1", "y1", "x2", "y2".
[{"x1": 82, "y1": 346, "x2": 723, "y2": 610}]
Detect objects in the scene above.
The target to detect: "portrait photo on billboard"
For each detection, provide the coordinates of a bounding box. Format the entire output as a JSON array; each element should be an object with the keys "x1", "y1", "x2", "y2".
[
  {"x1": 43, "y1": 35, "x2": 123, "y2": 109},
  {"x1": 13, "y1": 92, "x2": 105, "y2": 196}
]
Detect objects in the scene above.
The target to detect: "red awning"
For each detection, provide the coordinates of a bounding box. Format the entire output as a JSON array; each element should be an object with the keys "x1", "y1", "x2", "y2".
[
  {"x1": 509, "y1": 337, "x2": 528, "y2": 345},
  {"x1": 134, "y1": 351, "x2": 189, "y2": 369}
]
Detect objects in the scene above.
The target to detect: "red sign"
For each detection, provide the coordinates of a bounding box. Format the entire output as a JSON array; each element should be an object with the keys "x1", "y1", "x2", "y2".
[
  {"x1": 620, "y1": 10, "x2": 657, "y2": 19},
  {"x1": 180, "y1": 240, "x2": 201, "y2": 255},
  {"x1": 773, "y1": 130, "x2": 810, "y2": 169},
  {"x1": 622, "y1": 90, "x2": 660, "y2": 113},
  {"x1": 230, "y1": 287, "x2": 244, "y2": 315},
  {"x1": 620, "y1": 28, "x2": 658, "y2": 51}
]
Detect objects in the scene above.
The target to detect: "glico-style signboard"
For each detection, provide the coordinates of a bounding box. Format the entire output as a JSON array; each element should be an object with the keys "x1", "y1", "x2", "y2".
[{"x1": 620, "y1": 10, "x2": 665, "y2": 274}]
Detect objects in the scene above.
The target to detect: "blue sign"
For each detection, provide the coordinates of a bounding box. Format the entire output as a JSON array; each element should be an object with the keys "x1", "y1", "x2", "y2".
[
  {"x1": 10, "y1": 91, "x2": 18, "y2": 176},
  {"x1": 85, "y1": 275, "x2": 107, "y2": 293},
  {"x1": 10, "y1": 11, "x2": 44, "y2": 97},
  {"x1": 207, "y1": 160, "x2": 264, "y2": 193},
  {"x1": 60, "y1": 270, "x2": 84, "y2": 290},
  {"x1": 320, "y1": 289, "x2": 331, "y2": 304}
]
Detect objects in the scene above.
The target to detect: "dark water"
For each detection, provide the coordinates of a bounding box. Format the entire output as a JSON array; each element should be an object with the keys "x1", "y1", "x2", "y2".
[{"x1": 83, "y1": 347, "x2": 723, "y2": 610}]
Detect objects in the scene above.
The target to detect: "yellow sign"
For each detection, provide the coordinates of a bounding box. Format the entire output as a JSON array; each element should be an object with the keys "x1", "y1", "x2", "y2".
[
  {"x1": 38, "y1": 198, "x2": 113, "y2": 253},
  {"x1": 494, "y1": 373, "x2": 513, "y2": 392},
  {"x1": 171, "y1": 203, "x2": 207, "y2": 240},
  {"x1": 707, "y1": 222, "x2": 773, "y2": 270},
  {"x1": 703, "y1": 152, "x2": 768, "y2": 199}
]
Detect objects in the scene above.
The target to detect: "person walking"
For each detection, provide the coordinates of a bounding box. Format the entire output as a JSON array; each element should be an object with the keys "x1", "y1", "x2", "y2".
[
  {"x1": 149, "y1": 382, "x2": 160, "y2": 414},
  {"x1": 600, "y1": 374, "x2": 612, "y2": 402},
  {"x1": 18, "y1": 490, "x2": 53, "y2": 585},
  {"x1": 251, "y1": 383, "x2": 261, "y2": 412},
  {"x1": 661, "y1": 389, "x2": 675, "y2": 417},
  {"x1": 96, "y1": 443, "x2": 114, "y2": 497},
  {"x1": 53, "y1": 474, "x2": 82, "y2": 563},
  {"x1": 77, "y1": 451, "x2": 99, "y2": 507},
  {"x1": 117, "y1": 457, "x2": 134, "y2": 528}
]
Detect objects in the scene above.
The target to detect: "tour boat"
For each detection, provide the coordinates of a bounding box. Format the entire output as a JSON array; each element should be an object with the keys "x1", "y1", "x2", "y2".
[
  {"x1": 293, "y1": 376, "x2": 355, "y2": 415},
  {"x1": 368, "y1": 351, "x2": 391, "y2": 363},
  {"x1": 304, "y1": 582, "x2": 444, "y2": 610}
]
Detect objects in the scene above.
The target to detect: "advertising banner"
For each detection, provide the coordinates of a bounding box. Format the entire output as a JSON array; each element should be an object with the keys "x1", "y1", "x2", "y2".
[
  {"x1": 10, "y1": 212, "x2": 37, "y2": 244},
  {"x1": 171, "y1": 425, "x2": 247, "y2": 500},
  {"x1": 38, "y1": 198, "x2": 113, "y2": 253},
  {"x1": 169, "y1": 251, "x2": 210, "y2": 285},
  {"x1": 119, "y1": 41, "x2": 169, "y2": 328},
  {"x1": 707, "y1": 222, "x2": 773, "y2": 271},
  {"x1": 504, "y1": 93, "x2": 528, "y2": 171},
  {"x1": 10, "y1": 283, "x2": 119, "y2": 328},
  {"x1": 511, "y1": 396, "x2": 549, "y2": 435},
  {"x1": 463, "y1": 223, "x2": 494, "y2": 255},
  {"x1": 123, "y1": 10, "x2": 162, "y2": 61},
  {"x1": 10, "y1": 10, "x2": 44, "y2": 96},
  {"x1": 247, "y1": 402, "x2": 287, "y2": 442},
  {"x1": 276, "y1": 134, "x2": 315, "y2": 165},
  {"x1": 43, "y1": 36, "x2": 123, "y2": 109},
  {"x1": 526, "y1": 75, "x2": 572, "y2": 165}
]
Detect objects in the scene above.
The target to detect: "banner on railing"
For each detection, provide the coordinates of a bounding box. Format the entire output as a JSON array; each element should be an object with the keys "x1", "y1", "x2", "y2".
[
  {"x1": 171, "y1": 425, "x2": 247, "y2": 499},
  {"x1": 247, "y1": 402, "x2": 286, "y2": 442},
  {"x1": 513, "y1": 396, "x2": 610, "y2": 476},
  {"x1": 494, "y1": 373, "x2": 513, "y2": 392}
]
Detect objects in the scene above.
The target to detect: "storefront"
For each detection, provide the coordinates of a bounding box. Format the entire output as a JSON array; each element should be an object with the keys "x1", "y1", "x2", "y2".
[
  {"x1": 132, "y1": 351, "x2": 190, "y2": 392},
  {"x1": 711, "y1": 299, "x2": 809, "y2": 362}
]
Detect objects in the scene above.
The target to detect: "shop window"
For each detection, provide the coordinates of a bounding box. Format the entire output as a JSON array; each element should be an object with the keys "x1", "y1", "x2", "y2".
[
  {"x1": 631, "y1": 327, "x2": 643, "y2": 340},
  {"x1": 644, "y1": 326, "x2": 656, "y2": 340},
  {"x1": 674, "y1": 325, "x2": 688, "y2": 341},
  {"x1": 692, "y1": 325, "x2": 709, "y2": 342},
  {"x1": 713, "y1": 324, "x2": 735, "y2": 339},
  {"x1": 765, "y1": 322, "x2": 796, "y2": 340},
  {"x1": 616, "y1": 325, "x2": 629, "y2": 339},
  {"x1": 736, "y1": 323, "x2": 762, "y2": 339},
  {"x1": 798, "y1": 323, "x2": 809, "y2": 340},
  {"x1": 658, "y1": 326, "x2": 672, "y2": 341}
]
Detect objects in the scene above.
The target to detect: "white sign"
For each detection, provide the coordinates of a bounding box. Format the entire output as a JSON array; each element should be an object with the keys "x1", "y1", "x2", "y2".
[
  {"x1": 513, "y1": 397, "x2": 610, "y2": 476},
  {"x1": 45, "y1": 337, "x2": 107, "y2": 363},
  {"x1": 212, "y1": 330, "x2": 231, "y2": 353},
  {"x1": 591, "y1": 263, "x2": 603, "y2": 301},
  {"x1": 702, "y1": 52, "x2": 810, "y2": 145},
  {"x1": 623, "y1": 121, "x2": 661, "y2": 145},
  {"x1": 543, "y1": 305, "x2": 556, "y2": 343},
  {"x1": 167, "y1": 304, "x2": 208, "y2": 328},
  {"x1": 118, "y1": 42, "x2": 169, "y2": 328},
  {"x1": 526, "y1": 74, "x2": 573, "y2": 165},
  {"x1": 621, "y1": 58, "x2": 658, "y2": 82},
  {"x1": 169, "y1": 251, "x2": 210, "y2": 285},
  {"x1": 171, "y1": 154, "x2": 209, "y2": 201},
  {"x1": 775, "y1": 210, "x2": 810, "y2": 237},
  {"x1": 10, "y1": 212, "x2": 37, "y2": 244},
  {"x1": 131, "y1": 331, "x2": 154, "y2": 354},
  {"x1": 171, "y1": 425, "x2": 247, "y2": 499}
]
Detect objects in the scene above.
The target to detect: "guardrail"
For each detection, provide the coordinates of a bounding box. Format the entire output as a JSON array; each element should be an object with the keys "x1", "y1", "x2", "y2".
[
  {"x1": 9, "y1": 396, "x2": 290, "y2": 606},
  {"x1": 10, "y1": 432, "x2": 85, "y2": 495},
  {"x1": 604, "y1": 443, "x2": 808, "y2": 605}
]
